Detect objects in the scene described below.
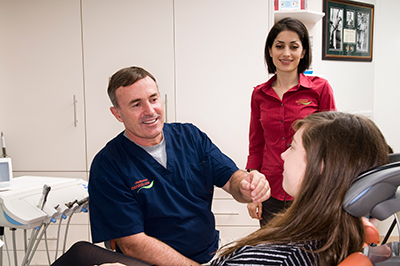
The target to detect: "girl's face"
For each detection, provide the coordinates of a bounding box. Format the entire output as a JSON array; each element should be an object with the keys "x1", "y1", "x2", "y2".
[
  {"x1": 281, "y1": 126, "x2": 307, "y2": 197},
  {"x1": 268, "y1": 30, "x2": 306, "y2": 75}
]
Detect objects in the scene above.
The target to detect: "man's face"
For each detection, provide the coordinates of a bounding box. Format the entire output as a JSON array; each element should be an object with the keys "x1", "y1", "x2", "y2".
[{"x1": 110, "y1": 76, "x2": 164, "y2": 146}]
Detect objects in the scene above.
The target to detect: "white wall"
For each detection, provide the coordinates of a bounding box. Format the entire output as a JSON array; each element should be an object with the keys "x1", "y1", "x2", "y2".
[{"x1": 374, "y1": 0, "x2": 400, "y2": 152}]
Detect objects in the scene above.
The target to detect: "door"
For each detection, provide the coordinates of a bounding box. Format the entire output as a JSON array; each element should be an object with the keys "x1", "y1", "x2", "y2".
[{"x1": 0, "y1": 0, "x2": 86, "y2": 172}]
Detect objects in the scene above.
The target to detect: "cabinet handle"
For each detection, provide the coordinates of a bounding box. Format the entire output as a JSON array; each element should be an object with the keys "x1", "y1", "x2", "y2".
[
  {"x1": 73, "y1": 95, "x2": 78, "y2": 127},
  {"x1": 213, "y1": 212, "x2": 239, "y2": 216},
  {"x1": 164, "y1": 94, "x2": 168, "y2": 123}
]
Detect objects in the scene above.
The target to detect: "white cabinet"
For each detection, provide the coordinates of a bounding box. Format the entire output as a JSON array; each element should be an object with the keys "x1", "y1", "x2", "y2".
[
  {"x1": 0, "y1": 0, "x2": 176, "y2": 174},
  {"x1": 213, "y1": 188, "x2": 259, "y2": 245},
  {"x1": 81, "y1": 0, "x2": 176, "y2": 166},
  {"x1": 0, "y1": 0, "x2": 86, "y2": 172}
]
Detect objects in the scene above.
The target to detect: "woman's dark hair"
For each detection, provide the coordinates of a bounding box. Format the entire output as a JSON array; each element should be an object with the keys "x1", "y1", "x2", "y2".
[{"x1": 265, "y1": 17, "x2": 312, "y2": 74}]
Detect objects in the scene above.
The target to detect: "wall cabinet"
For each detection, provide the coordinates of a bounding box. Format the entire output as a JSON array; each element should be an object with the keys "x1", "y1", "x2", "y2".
[
  {"x1": 0, "y1": 0, "x2": 86, "y2": 172},
  {"x1": 0, "y1": 0, "x2": 176, "y2": 174},
  {"x1": 81, "y1": 0, "x2": 176, "y2": 167},
  {"x1": 213, "y1": 188, "x2": 259, "y2": 245}
]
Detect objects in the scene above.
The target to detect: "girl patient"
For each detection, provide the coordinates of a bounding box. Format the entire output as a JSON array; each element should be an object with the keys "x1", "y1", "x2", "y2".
[
  {"x1": 52, "y1": 111, "x2": 390, "y2": 266},
  {"x1": 211, "y1": 111, "x2": 389, "y2": 265}
]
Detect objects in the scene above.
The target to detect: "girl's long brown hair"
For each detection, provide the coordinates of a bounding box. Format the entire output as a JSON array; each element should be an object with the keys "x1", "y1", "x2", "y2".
[{"x1": 218, "y1": 112, "x2": 389, "y2": 265}]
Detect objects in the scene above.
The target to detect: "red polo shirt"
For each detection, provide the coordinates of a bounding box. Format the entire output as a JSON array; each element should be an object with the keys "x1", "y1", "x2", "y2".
[{"x1": 246, "y1": 73, "x2": 336, "y2": 201}]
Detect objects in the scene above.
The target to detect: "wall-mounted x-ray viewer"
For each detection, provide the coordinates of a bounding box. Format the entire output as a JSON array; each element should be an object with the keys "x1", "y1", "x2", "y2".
[{"x1": 0, "y1": 157, "x2": 12, "y2": 191}]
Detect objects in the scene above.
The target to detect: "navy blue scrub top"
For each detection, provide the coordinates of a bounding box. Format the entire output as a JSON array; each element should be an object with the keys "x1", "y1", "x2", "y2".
[{"x1": 88, "y1": 123, "x2": 239, "y2": 263}]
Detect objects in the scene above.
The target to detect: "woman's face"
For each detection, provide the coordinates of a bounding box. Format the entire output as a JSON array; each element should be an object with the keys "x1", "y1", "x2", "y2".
[
  {"x1": 281, "y1": 126, "x2": 307, "y2": 197},
  {"x1": 268, "y1": 30, "x2": 306, "y2": 75}
]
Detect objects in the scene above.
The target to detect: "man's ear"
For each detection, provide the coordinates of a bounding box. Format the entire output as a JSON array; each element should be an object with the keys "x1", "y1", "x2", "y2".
[{"x1": 110, "y1": 106, "x2": 123, "y2": 123}]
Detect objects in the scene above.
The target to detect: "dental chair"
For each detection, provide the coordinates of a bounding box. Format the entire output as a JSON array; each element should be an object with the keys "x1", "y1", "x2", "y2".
[{"x1": 342, "y1": 160, "x2": 400, "y2": 265}]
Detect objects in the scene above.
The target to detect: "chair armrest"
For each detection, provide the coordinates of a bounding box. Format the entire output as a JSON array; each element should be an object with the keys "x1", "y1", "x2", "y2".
[
  {"x1": 363, "y1": 218, "x2": 380, "y2": 245},
  {"x1": 338, "y1": 252, "x2": 372, "y2": 266}
]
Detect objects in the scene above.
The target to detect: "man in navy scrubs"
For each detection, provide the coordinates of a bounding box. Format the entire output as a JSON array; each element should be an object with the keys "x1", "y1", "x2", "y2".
[{"x1": 89, "y1": 66, "x2": 271, "y2": 266}]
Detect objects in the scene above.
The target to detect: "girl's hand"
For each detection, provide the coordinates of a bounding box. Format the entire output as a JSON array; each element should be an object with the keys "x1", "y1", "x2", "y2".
[{"x1": 247, "y1": 202, "x2": 263, "y2": 220}]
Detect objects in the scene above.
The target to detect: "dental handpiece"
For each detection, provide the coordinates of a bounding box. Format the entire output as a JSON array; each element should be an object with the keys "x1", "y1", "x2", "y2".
[{"x1": 37, "y1": 184, "x2": 51, "y2": 210}]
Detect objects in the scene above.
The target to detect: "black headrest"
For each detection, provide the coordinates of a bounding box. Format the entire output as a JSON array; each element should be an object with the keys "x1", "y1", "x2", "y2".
[
  {"x1": 343, "y1": 161, "x2": 400, "y2": 220},
  {"x1": 389, "y1": 153, "x2": 400, "y2": 163}
]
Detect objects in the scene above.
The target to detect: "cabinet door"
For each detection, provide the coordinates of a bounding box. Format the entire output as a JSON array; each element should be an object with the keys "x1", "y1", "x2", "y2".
[
  {"x1": 0, "y1": 0, "x2": 86, "y2": 171},
  {"x1": 81, "y1": 0, "x2": 175, "y2": 167}
]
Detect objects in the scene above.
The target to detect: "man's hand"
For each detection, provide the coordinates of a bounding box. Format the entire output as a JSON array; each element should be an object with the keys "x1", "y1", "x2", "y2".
[
  {"x1": 240, "y1": 170, "x2": 271, "y2": 204},
  {"x1": 223, "y1": 170, "x2": 270, "y2": 204}
]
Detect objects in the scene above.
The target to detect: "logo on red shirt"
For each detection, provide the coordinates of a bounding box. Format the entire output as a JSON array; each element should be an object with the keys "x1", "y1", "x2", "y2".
[{"x1": 296, "y1": 99, "x2": 312, "y2": 105}]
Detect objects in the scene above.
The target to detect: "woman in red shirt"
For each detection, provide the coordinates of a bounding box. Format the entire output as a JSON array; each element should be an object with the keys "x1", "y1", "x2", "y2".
[{"x1": 246, "y1": 17, "x2": 336, "y2": 226}]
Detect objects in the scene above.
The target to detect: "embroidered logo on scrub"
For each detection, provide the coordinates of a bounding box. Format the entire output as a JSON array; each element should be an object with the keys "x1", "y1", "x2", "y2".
[
  {"x1": 131, "y1": 179, "x2": 154, "y2": 193},
  {"x1": 296, "y1": 99, "x2": 312, "y2": 105}
]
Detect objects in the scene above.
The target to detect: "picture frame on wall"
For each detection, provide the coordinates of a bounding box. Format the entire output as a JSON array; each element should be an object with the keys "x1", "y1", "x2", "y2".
[{"x1": 322, "y1": 0, "x2": 374, "y2": 62}]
